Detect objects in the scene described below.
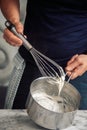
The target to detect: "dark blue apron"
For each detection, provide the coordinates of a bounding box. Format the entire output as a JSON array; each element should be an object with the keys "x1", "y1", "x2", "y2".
[{"x1": 13, "y1": 0, "x2": 87, "y2": 109}]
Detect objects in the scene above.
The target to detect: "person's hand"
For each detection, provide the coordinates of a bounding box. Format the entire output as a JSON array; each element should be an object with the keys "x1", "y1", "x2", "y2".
[
  {"x1": 3, "y1": 21, "x2": 24, "y2": 46},
  {"x1": 65, "y1": 54, "x2": 87, "y2": 79}
]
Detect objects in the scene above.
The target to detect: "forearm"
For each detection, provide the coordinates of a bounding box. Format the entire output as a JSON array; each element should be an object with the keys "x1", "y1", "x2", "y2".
[{"x1": 1, "y1": 0, "x2": 20, "y2": 24}]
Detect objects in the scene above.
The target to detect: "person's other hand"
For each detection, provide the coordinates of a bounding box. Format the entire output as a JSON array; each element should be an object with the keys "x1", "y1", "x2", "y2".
[
  {"x1": 3, "y1": 21, "x2": 23, "y2": 46},
  {"x1": 65, "y1": 54, "x2": 87, "y2": 79}
]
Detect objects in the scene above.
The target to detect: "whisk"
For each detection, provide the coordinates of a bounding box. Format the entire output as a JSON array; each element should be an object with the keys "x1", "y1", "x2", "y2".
[{"x1": 5, "y1": 20, "x2": 65, "y2": 81}]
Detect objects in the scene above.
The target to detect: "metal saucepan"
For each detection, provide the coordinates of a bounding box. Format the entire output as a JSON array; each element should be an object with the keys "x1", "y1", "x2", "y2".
[{"x1": 26, "y1": 77, "x2": 81, "y2": 129}]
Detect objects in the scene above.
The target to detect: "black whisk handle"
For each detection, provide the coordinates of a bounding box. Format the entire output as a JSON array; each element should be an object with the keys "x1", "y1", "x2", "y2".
[
  {"x1": 5, "y1": 20, "x2": 14, "y2": 30},
  {"x1": 5, "y1": 20, "x2": 32, "y2": 50}
]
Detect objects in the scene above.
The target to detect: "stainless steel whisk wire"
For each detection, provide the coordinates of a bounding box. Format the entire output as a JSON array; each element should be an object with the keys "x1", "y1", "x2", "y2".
[
  {"x1": 31, "y1": 48, "x2": 64, "y2": 78},
  {"x1": 5, "y1": 20, "x2": 65, "y2": 81}
]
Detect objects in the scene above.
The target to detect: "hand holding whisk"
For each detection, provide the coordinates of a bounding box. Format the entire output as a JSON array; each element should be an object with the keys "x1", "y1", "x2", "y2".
[{"x1": 5, "y1": 20, "x2": 65, "y2": 81}]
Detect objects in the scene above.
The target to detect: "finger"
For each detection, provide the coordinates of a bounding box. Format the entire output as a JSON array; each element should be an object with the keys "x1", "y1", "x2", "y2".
[
  {"x1": 65, "y1": 59, "x2": 81, "y2": 72},
  {"x1": 70, "y1": 65, "x2": 86, "y2": 79},
  {"x1": 3, "y1": 28, "x2": 22, "y2": 46},
  {"x1": 74, "y1": 65, "x2": 86, "y2": 76},
  {"x1": 15, "y1": 22, "x2": 24, "y2": 34},
  {"x1": 5, "y1": 37, "x2": 22, "y2": 46},
  {"x1": 4, "y1": 33, "x2": 22, "y2": 46},
  {"x1": 67, "y1": 54, "x2": 79, "y2": 65},
  {"x1": 65, "y1": 71, "x2": 72, "y2": 77}
]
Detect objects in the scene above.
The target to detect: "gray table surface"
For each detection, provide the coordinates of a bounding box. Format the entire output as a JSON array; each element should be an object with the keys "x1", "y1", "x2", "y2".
[{"x1": 0, "y1": 109, "x2": 87, "y2": 130}]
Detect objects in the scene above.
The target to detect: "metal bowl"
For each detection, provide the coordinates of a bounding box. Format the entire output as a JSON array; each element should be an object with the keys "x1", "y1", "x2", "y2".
[{"x1": 26, "y1": 77, "x2": 81, "y2": 129}]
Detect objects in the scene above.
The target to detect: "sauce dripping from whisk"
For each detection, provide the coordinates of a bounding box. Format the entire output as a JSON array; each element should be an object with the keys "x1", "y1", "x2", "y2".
[{"x1": 47, "y1": 76, "x2": 65, "y2": 96}]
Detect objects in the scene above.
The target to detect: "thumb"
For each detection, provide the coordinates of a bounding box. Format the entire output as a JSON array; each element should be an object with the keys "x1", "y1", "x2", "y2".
[{"x1": 15, "y1": 22, "x2": 24, "y2": 34}]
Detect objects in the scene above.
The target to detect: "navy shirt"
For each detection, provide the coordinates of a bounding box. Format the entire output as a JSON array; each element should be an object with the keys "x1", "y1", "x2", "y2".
[{"x1": 19, "y1": 0, "x2": 87, "y2": 68}]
